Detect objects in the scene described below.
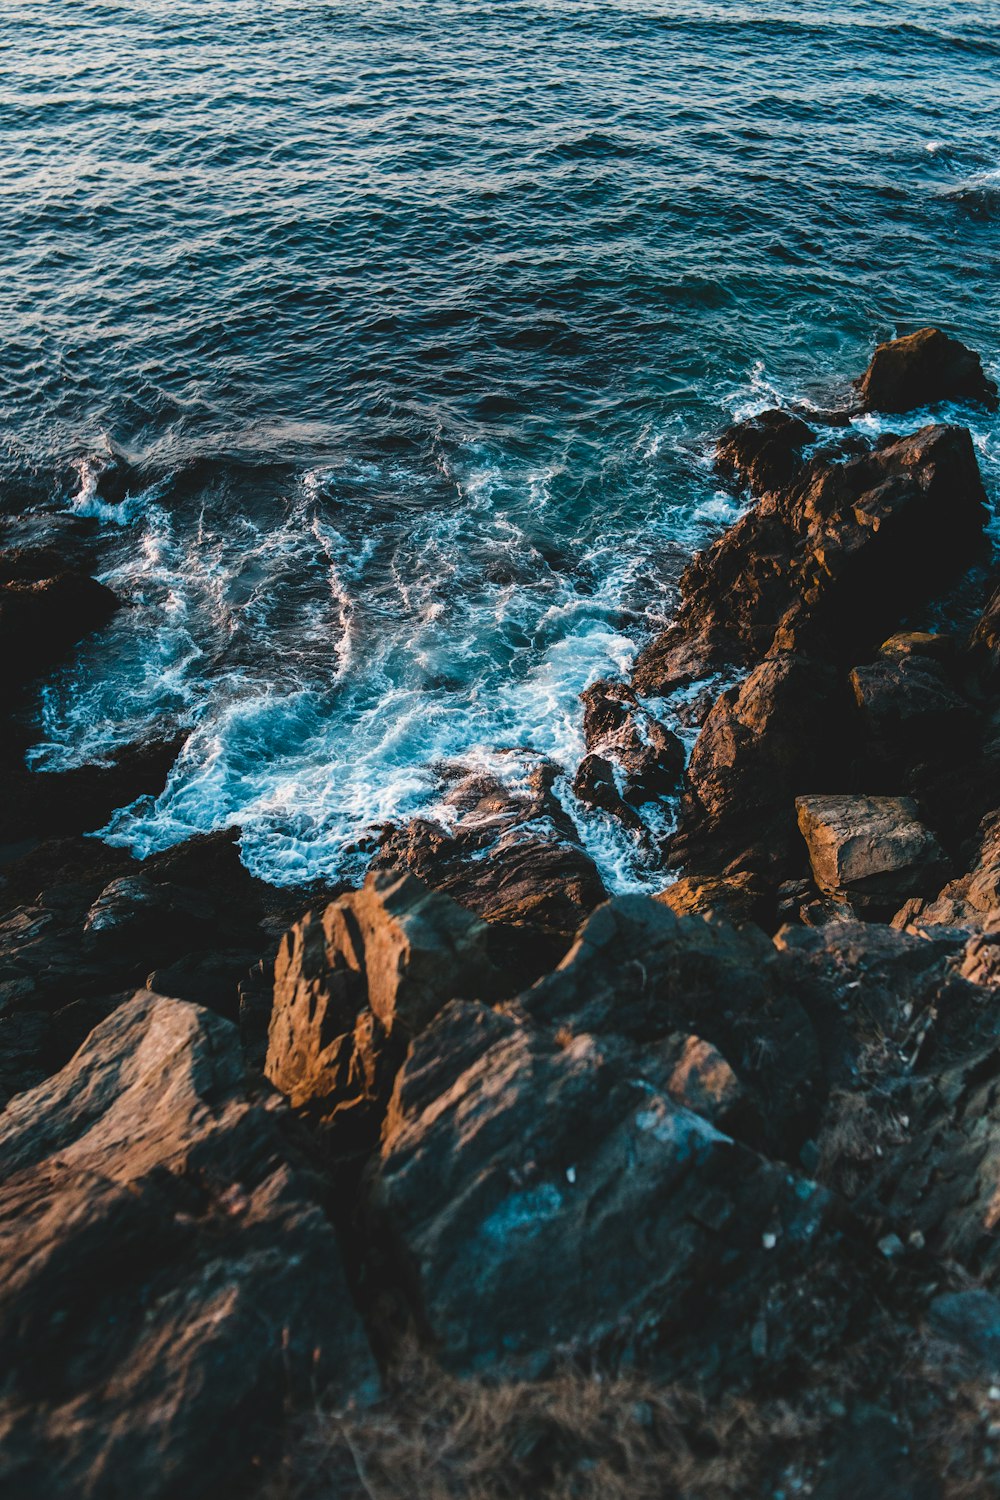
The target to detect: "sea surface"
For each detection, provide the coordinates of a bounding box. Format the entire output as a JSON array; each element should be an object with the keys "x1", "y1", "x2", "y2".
[{"x1": 3, "y1": 0, "x2": 999, "y2": 889}]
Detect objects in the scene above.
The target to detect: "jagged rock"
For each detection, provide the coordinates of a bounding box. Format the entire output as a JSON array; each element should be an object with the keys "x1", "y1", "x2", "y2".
[
  {"x1": 715, "y1": 409, "x2": 815, "y2": 495},
  {"x1": 0, "y1": 993, "x2": 377, "y2": 1500},
  {"x1": 864, "y1": 1035, "x2": 1000, "y2": 1283},
  {"x1": 570, "y1": 753, "x2": 645, "y2": 832},
  {"x1": 969, "y1": 577, "x2": 1000, "y2": 685},
  {"x1": 265, "y1": 871, "x2": 506, "y2": 1136},
  {"x1": 371, "y1": 996, "x2": 861, "y2": 1383},
  {"x1": 579, "y1": 678, "x2": 685, "y2": 803},
  {"x1": 857, "y1": 327, "x2": 998, "y2": 414},
  {"x1": 372, "y1": 761, "x2": 606, "y2": 940},
  {"x1": 632, "y1": 425, "x2": 988, "y2": 693},
  {"x1": 0, "y1": 551, "x2": 120, "y2": 693},
  {"x1": 674, "y1": 654, "x2": 851, "y2": 876},
  {"x1": 656, "y1": 870, "x2": 771, "y2": 928},
  {"x1": 522, "y1": 895, "x2": 822, "y2": 1150},
  {"x1": 895, "y1": 809, "x2": 1000, "y2": 935},
  {"x1": 879, "y1": 630, "x2": 956, "y2": 664},
  {"x1": 796, "y1": 795, "x2": 945, "y2": 911}
]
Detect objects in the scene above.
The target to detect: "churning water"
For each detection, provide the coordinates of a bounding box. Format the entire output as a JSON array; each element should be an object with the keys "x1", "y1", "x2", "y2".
[{"x1": 3, "y1": 1, "x2": 999, "y2": 887}]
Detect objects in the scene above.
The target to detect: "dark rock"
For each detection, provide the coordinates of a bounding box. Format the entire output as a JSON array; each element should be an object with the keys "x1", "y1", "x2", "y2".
[
  {"x1": 0, "y1": 992, "x2": 377, "y2": 1500},
  {"x1": 929, "y1": 1290, "x2": 1000, "y2": 1372},
  {"x1": 578, "y1": 678, "x2": 685, "y2": 804},
  {"x1": 265, "y1": 871, "x2": 507, "y2": 1139},
  {"x1": 796, "y1": 795, "x2": 946, "y2": 912},
  {"x1": 879, "y1": 630, "x2": 956, "y2": 664},
  {"x1": 673, "y1": 654, "x2": 853, "y2": 878},
  {"x1": 370, "y1": 994, "x2": 862, "y2": 1382},
  {"x1": 570, "y1": 754, "x2": 645, "y2": 832},
  {"x1": 896, "y1": 809, "x2": 1000, "y2": 935},
  {"x1": 0, "y1": 558, "x2": 120, "y2": 694},
  {"x1": 633, "y1": 425, "x2": 989, "y2": 693},
  {"x1": 715, "y1": 408, "x2": 815, "y2": 495},
  {"x1": 0, "y1": 735, "x2": 185, "y2": 845},
  {"x1": 969, "y1": 578, "x2": 1000, "y2": 685},
  {"x1": 812, "y1": 1404, "x2": 939, "y2": 1500},
  {"x1": 523, "y1": 895, "x2": 822, "y2": 1151},
  {"x1": 857, "y1": 327, "x2": 998, "y2": 414},
  {"x1": 372, "y1": 761, "x2": 606, "y2": 941},
  {"x1": 849, "y1": 656, "x2": 980, "y2": 786}
]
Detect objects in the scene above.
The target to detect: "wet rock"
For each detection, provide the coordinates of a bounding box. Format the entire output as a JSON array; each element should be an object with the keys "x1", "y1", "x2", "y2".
[
  {"x1": 796, "y1": 795, "x2": 945, "y2": 912},
  {"x1": 674, "y1": 654, "x2": 852, "y2": 877},
  {"x1": 0, "y1": 552, "x2": 120, "y2": 694},
  {"x1": 633, "y1": 425, "x2": 988, "y2": 693},
  {"x1": 579, "y1": 678, "x2": 685, "y2": 803},
  {"x1": 0, "y1": 992, "x2": 377, "y2": 1500},
  {"x1": 857, "y1": 327, "x2": 998, "y2": 414},
  {"x1": 0, "y1": 734, "x2": 185, "y2": 845},
  {"x1": 371, "y1": 996, "x2": 861, "y2": 1383},
  {"x1": 571, "y1": 753, "x2": 645, "y2": 832},
  {"x1": 373, "y1": 760, "x2": 606, "y2": 941},
  {"x1": 715, "y1": 408, "x2": 815, "y2": 495},
  {"x1": 523, "y1": 895, "x2": 822, "y2": 1150},
  {"x1": 265, "y1": 871, "x2": 506, "y2": 1139}
]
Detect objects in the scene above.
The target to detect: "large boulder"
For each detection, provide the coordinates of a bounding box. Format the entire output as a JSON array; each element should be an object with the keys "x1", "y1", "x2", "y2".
[
  {"x1": 0, "y1": 992, "x2": 377, "y2": 1500},
  {"x1": 796, "y1": 794, "x2": 945, "y2": 912},
  {"x1": 857, "y1": 328, "x2": 998, "y2": 414},
  {"x1": 849, "y1": 655, "x2": 980, "y2": 786},
  {"x1": 370, "y1": 996, "x2": 863, "y2": 1384},
  {"x1": 633, "y1": 425, "x2": 989, "y2": 693},
  {"x1": 265, "y1": 870, "x2": 507, "y2": 1138}
]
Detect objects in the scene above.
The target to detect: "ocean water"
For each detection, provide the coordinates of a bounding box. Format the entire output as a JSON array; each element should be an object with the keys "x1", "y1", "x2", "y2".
[{"x1": 3, "y1": 1, "x2": 999, "y2": 889}]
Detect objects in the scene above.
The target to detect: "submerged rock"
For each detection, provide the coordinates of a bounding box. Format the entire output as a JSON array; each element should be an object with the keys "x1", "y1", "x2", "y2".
[
  {"x1": 857, "y1": 327, "x2": 998, "y2": 414},
  {"x1": 0, "y1": 992, "x2": 377, "y2": 1500}
]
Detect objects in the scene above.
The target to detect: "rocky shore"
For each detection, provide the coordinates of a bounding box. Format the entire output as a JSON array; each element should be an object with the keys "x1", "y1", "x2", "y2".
[{"x1": 4, "y1": 328, "x2": 1000, "y2": 1497}]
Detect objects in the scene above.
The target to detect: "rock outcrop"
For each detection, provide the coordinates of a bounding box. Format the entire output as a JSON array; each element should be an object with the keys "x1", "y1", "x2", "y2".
[
  {"x1": 0, "y1": 548, "x2": 120, "y2": 694},
  {"x1": 632, "y1": 424, "x2": 988, "y2": 694},
  {"x1": 0, "y1": 992, "x2": 377, "y2": 1500},
  {"x1": 372, "y1": 761, "x2": 606, "y2": 943},
  {"x1": 857, "y1": 327, "x2": 998, "y2": 414}
]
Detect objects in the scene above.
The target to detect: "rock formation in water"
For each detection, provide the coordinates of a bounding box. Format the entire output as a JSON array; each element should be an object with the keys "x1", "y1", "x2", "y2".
[{"x1": 4, "y1": 328, "x2": 1000, "y2": 1496}]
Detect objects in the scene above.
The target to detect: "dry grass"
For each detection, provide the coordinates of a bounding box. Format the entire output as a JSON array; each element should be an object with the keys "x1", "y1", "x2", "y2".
[{"x1": 258, "y1": 1334, "x2": 1000, "y2": 1500}]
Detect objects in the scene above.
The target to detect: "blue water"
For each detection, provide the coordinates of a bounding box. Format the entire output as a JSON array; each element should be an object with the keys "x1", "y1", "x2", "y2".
[{"x1": 3, "y1": 1, "x2": 999, "y2": 887}]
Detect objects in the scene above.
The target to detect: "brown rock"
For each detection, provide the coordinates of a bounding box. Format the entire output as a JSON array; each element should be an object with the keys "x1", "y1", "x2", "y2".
[
  {"x1": 0, "y1": 992, "x2": 377, "y2": 1500},
  {"x1": 715, "y1": 409, "x2": 815, "y2": 496},
  {"x1": 796, "y1": 794, "x2": 945, "y2": 910},
  {"x1": 265, "y1": 870, "x2": 506, "y2": 1135},
  {"x1": 372, "y1": 761, "x2": 606, "y2": 940},
  {"x1": 633, "y1": 425, "x2": 988, "y2": 694},
  {"x1": 857, "y1": 327, "x2": 998, "y2": 414},
  {"x1": 579, "y1": 678, "x2": 685, "y2": 803}
]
